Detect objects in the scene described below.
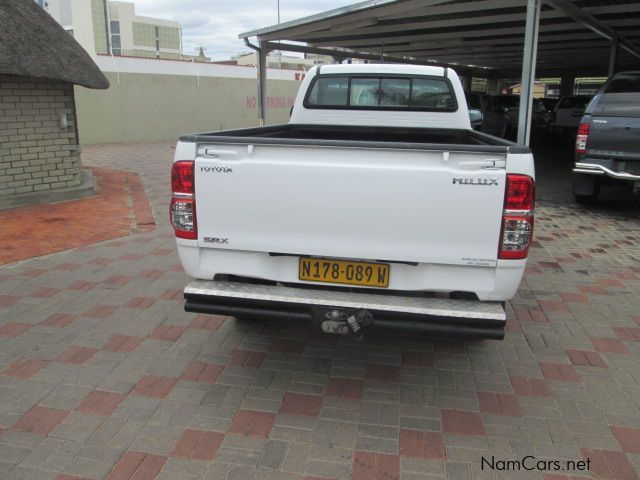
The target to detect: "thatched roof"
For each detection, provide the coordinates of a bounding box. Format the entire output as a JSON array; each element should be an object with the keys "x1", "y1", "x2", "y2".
[{"x1": 0, "y1": 0, "x2": 109, "y2": 89}]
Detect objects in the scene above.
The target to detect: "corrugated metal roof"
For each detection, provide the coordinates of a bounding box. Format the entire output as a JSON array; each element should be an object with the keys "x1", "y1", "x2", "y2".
[{"x1": 239, "y1": 0, "x2": 640, "y2": 76}]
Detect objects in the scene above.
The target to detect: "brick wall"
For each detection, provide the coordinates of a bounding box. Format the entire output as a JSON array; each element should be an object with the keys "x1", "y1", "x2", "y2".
[{"x1": 0, "y1": 74, "x2": 81, "y2": 198}]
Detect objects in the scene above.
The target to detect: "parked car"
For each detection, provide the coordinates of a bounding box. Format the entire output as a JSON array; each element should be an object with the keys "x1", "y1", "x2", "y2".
[
  {"x1": 491, "y1": 95, "x2": 550, "y2": 138},
  {"x1": 465, "y1": 91, "x2": 511, "y2": 138},
  {"x1": 573, "y1": 71, "x2": 640, "y2": 203},
  {"x1": 532, "y1": 98, "x2": 553, "y2": 133},
  {"x1": 171, "y1": 64, "x2": 535, "y2": 340},
  {"x1": 540, "y1": 98, "x2": 559, "y2": 112},
  {"x1": 492, "y1": 95, "x2": 520, "y2": 139},
  {"x1": 551, "y1": 95, "x2": 592, "y2": 137}
]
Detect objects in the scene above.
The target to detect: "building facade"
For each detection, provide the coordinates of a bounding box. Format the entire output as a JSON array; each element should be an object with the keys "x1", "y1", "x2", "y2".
[
  {"x1": 231, "y1": 52, "x2": 316, "y2": 70},
  {"x1": 102, "y1": 1, "x2": 182, "y2": 59},
  {"x1": 39, "y1": 0, "x2": 206, "y2": 61}
]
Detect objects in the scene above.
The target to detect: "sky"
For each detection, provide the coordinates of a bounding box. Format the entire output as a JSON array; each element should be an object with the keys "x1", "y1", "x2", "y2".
[{"x1": 132, "y1": 0, "x2": 362, "y2": 60}]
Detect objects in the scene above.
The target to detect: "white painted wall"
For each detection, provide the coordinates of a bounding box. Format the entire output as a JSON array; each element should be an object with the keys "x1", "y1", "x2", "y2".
[
  {"x1": 69, "y1": 0, "x2": 96, "y2": 57},
  {"x1": 75, "y1": 56, "x2": 306, "y2": 144},
  {"x1": 46, "y1": 0, "x2": 73, "y2": 27},
  {"x1": 95, "y1": 54, "x2": 302, "y2": 81}
]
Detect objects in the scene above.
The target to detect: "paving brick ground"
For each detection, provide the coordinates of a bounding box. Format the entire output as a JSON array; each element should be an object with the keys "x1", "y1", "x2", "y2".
[
  {"x1": 0, "y1": 140, "x2": 639, "y2": 480},
  {"x1": 0, "y1": 167, "x2": 154, "y2": 265}
]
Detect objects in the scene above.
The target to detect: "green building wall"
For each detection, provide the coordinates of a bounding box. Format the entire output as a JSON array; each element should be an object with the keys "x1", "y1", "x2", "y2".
[
  {"x1": 132, "y1": 23, "x2": 181, "y2": 51},
  {"x1": 91, "y1": 0, "x2": 108, "y2": 54}
]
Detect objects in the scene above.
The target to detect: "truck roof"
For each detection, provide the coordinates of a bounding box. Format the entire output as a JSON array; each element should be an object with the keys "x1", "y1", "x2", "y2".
[{"x1": 313, "y1": 63, "x2": 448, "y2": 77}]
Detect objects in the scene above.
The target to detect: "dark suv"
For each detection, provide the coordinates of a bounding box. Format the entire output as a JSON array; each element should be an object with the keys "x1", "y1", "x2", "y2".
[{"x1": 573, "y1": 71, "x2": 640, "y2": 204}]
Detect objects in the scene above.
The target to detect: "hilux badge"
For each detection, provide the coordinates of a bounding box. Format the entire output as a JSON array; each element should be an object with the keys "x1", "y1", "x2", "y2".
[{"x1": 452, "y1": 177, "x2": 499, "y2": 186}]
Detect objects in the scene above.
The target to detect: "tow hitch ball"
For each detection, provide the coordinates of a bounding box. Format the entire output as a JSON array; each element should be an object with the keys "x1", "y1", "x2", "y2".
[{"x1": 316, "y1": 309, "x2": 374, "y2": 340}]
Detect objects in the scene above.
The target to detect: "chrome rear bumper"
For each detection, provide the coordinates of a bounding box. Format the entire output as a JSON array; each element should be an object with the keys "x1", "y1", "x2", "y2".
[
  {"x1": 184, "y1": 280, "x2": 506, "y2": 339},
  {"x1": 574, "y1": 162, "x2": 640, "y2": 181}
]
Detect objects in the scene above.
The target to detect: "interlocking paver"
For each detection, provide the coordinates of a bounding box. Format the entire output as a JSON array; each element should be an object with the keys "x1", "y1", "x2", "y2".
[
  {"x1": 170, "y1": 428, "x2": 224, "y2": 461},
  {"x1": 352, "y1": 451, "x2": 399, "y2": 480},
  {"x1": 132, "y1": 375, "x2": 177, "y2": 399},
  {"x1": 611, "y1": 426, "x2": 640, "y2": 454},
  {"x1": 54, "y1": 347, "x2": 99, "y2": 365},
  {"x1": 2, "y1": 359, "x2": 48, "y2": 379},
  {"x1": 0, "y1": 141, "x2": 639, "y2": 479},
  {"x1": 477, "y1": 392, "x2": 522, "y2": 417},
  {"x1": 229, "y1": 410, "x2": 277, "y2": 438},
  {"x1": 105, "y1": 451, "x2": 167, "y2": 480},
  {"x1": 12, "y1": 406, "x2": 69, "y2": 435},
  {"x1": 280, "y1": 393, "x2": 323, "y2": 417},
  {"x1": 325, "y1": 378, "x2": 364, "y2": 400},
  {"x1": 399, "y1": 429, "x2": 444, "y2": 459},
  {"x1": 75, "y1": 391, "x2": 127, "y2": 416},
  {"x1": 442, "y1": 410, "x2": 486, "y2": 436}
]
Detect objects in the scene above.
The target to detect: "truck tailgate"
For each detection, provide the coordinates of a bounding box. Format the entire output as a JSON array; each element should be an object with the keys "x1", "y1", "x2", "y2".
[
  {"x1": 194, "y1": 143, "x2": 506, "y2": 267},
  {"x1": 587, "y1": 116, "x2": 640, "y2": 162}
]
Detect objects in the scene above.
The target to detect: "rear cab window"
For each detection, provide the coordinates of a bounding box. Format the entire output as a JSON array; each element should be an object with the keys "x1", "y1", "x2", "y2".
[
  {"x1": 591, "y1": 74, "x2": 640, "y2": 116},
  {"x1": 557, "y1": 96, "x2": 590, "y2": 109},
  {"x1": 305, "y1": 74, "x2": 457, "y2": 111}
]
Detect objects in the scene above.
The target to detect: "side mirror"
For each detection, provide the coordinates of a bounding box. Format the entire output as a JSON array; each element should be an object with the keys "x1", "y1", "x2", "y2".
[{"x1": 469, "y1": 109, "x2": 483, "y2": 129}]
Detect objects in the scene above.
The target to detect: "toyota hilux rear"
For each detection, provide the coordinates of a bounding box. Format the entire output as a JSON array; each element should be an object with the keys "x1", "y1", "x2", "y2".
[{"x1": 172, "y1": 64, "x2": 535, "y2": 340}]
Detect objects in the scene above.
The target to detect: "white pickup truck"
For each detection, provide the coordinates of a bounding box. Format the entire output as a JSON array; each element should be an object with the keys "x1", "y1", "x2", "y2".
[{"x1": 171, "y1": 64, "x2": 535, "y2": 340}]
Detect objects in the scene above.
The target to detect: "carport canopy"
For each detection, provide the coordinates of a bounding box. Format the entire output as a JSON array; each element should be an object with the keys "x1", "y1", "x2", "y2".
[{"x1": 239, "y1": 0, "x2": 640, "y2": 145}]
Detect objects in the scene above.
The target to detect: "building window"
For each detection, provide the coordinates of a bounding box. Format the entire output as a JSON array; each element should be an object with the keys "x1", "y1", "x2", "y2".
[
  {"x1": 110, "y1": 20, "x2": 121, "y2": 55},
  {"x1": 155, "y1": 26, "x2": 160, "y2": 57}
]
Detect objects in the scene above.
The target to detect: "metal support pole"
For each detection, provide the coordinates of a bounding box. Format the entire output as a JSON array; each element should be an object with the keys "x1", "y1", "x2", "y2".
[
  {"x1": 461, "y1": 75, "x2": 471, "y2": 91},
  {"x1": 487, "y1": 77, "x2": 500, "y2": 95},
  {"x1": 257, "y1": 43, "x2": 267, "y2": 126},
  {"x1": 244, "y1": 38, "x2": 268, "y2": 126},
  {"x1": 517, "y1": 0, "x2": 541, "y2": 146},
  {"x1": 277, "y1": 0, "x2": 282, "y2": 68},
  {"x1": 559, "y1": 76, "x2": 574, "y2": 97},
  {"x1": 608, "y1": 38, "x2": 619, "y2": 78}
]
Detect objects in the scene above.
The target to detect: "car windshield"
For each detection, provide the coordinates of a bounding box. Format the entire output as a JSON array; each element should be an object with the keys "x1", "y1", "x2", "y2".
[{"x1": 558, "y1": 96, "x2": 590, "y2": 109}]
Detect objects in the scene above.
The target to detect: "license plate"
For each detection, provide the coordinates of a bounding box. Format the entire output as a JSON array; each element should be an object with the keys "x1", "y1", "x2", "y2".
[{"x1": 299, "y1": 257, "x2": 389, "y2": 288}]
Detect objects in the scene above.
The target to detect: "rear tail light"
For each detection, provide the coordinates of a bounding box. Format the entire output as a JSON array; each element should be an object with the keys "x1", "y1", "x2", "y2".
[
  {"x1": 504, "y1": 174, "x2": 535, "y2": 210},
  {"x1": 575, "y1": 120, "x2": 590, "y2": 154},
  {"x1": 499, "y1": 174, "x2": 534, "y2": 260},
  {"x1": 170, "y1": 161, "x2": 197, "y2": 240}
]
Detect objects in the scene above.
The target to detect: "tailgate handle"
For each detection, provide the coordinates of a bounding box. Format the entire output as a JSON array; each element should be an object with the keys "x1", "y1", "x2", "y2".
[
  {"x1": 198, "y1": 148, "x2": 238, "y2": 158},
  {"x1": 457, "y1": 159, "x2": 506, "y2": 168}
]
